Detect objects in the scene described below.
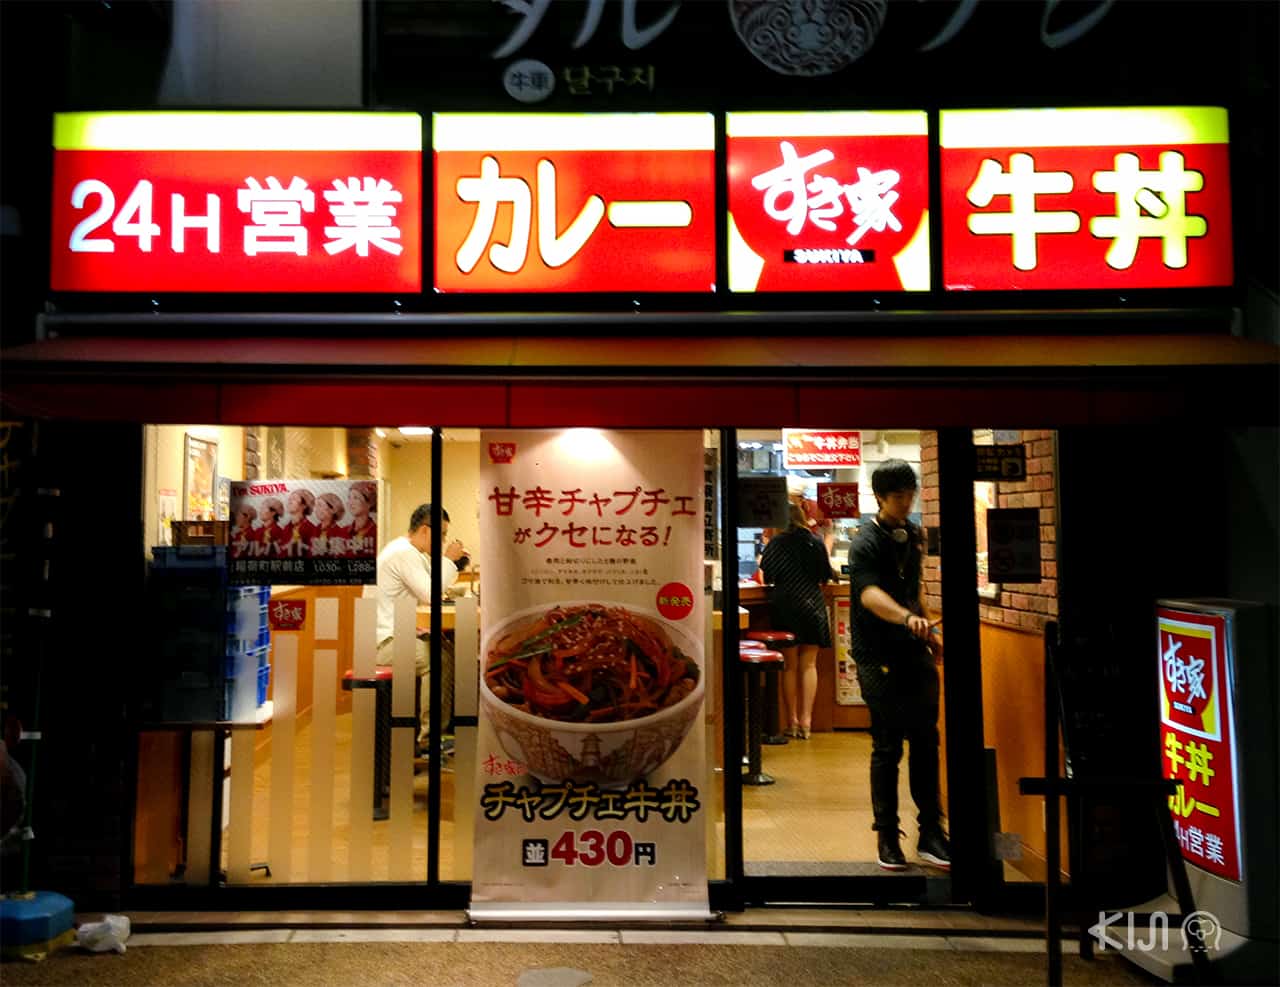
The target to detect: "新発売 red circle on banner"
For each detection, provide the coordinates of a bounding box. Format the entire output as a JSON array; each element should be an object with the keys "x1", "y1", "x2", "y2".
[{"x1": 656, "y1": 582, "x2": 694, "y2": 620}]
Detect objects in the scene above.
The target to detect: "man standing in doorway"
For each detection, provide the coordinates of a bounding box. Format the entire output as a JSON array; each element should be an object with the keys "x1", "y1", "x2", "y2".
[
  {"x1": 847, "y1": 460, "x2": 950, "y2": 871},
  {"x1": 371, "y1": 503, "x2": 466, "y2": 751}
]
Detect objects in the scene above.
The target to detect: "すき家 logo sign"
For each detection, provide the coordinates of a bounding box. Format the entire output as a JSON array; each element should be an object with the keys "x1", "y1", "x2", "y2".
[{"x1": 489, "y1": 442, "x2": 517, "y2": 464}]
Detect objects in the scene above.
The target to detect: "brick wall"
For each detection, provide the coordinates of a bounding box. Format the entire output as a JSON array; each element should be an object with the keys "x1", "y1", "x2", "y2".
[
  {"x1": 919, "y1": 429, "x2": 1059, "y2": 634},
  {"x1": 982, "y1": 430, "x2": 1058, "y2": 634},
  {"x1": 920, "y1": 430, "x2": 942, "y2": 619}
]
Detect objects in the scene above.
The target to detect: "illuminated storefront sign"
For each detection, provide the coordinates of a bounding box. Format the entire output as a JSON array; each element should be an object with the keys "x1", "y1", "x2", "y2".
[
  {"x1": 1157, "y1": 606, "x2": 1241, "y2": 882},
  {"x1": 727, "y1": 111, "x2": 930, "y2": 292},
  {"x1": 50, "y1": 112, "x2": 423, "y2": 293},
  {"x1": 782, "y1": 429, "x2": 861, "y2": 469},
  {"x1": 940, "y1": 107, "x2": 1233, "y2": 290},
  {"x1": 433, "y1": 113, "x2": 715, "y2": 292}
]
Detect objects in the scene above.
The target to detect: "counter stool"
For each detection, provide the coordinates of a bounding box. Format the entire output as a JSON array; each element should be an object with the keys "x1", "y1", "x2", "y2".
[
  {"x1": 739, "y1": 645, "x2": 784, "y2": 786},
  {"x1": 747, "y1": 630, "x2": 796, "y2": 744},
  {"x1": 342, "y1": 667, "x2": 394, "y2": 821}
]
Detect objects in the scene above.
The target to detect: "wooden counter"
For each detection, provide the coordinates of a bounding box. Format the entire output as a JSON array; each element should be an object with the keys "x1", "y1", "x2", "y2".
[
  {"x1": 418, "y1": 605, "x2": 748, "y2": 634},
  {"x1": 736, "y1": 580, "x2": 870, "y2": 732}
]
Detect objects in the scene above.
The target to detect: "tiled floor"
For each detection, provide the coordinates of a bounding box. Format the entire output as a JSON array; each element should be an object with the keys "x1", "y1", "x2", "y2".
[
  {"x1": 122, "y1": 927, "x2": 1062, "y2": 952},
  {"x1": 184, "y1": 717, "x2": 972, "y2": 885}
]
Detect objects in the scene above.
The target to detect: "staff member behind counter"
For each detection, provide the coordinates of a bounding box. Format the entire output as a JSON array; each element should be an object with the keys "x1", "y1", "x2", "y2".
[{"x1": 367, "y1": 503, "x2": 467, "y2": 752}]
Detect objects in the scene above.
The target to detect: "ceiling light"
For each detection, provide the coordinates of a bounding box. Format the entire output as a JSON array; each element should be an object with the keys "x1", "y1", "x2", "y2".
[{"x1": 398, "y1": 426, "x2": 433, "y2": 436}]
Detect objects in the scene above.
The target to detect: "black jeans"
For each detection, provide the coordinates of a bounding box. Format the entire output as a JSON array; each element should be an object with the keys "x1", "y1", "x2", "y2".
[{"x1": 868, "y1": 700, "x2": 943, "y2": 835}]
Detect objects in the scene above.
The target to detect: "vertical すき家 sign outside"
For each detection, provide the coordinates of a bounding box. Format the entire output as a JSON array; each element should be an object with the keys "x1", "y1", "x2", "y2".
[{"x1": 1157, "y1": 606, "x2": 1241, "y2": 883}]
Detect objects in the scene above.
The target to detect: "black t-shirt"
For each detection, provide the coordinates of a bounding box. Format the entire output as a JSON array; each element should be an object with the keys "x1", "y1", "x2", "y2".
[{"x1": 847, "y1": 517, "x2": 925, "y2": 666}]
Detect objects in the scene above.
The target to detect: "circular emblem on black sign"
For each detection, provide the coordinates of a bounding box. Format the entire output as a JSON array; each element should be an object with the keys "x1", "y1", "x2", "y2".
[{"x1": 730, "y1": 0, "x2": 889, "y2": 77}]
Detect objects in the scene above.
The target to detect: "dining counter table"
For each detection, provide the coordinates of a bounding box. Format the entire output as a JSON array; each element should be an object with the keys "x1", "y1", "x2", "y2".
[{"x1": 416, "y1": 603, "x2": 749, "y2": 634}]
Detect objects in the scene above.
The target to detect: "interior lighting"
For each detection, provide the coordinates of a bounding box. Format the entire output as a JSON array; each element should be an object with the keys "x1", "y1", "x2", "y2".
[
  {"x1": 557, "y1": 428, "x2": 620, "y2": 466},
  {"x1": 398, "y1": 426, "x2": 433, "y2": 436}
]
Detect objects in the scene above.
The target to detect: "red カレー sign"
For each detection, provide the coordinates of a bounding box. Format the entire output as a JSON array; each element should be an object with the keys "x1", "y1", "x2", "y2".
[
  {"x1": 50, "y1": 112, "x2": 422, "y2": 293},
  {"x1": 782, "y1": 430, "x2": 861, "y2": 469},
  {"x1": 727, "y1": 112, "x2": 930, "y2": 292},
  {"x1": 816, "y1": 482, "x2": 860, "y2": 518},
  {"x1": 941, "y1": 107, "x2": 1233, "y2": 291},
  {"x1": 1158, "y1": 607, "x2": 1241, "y2": 882},
  {"x1": 434, "y1": 113, "x2": 715, "y2": 293}
]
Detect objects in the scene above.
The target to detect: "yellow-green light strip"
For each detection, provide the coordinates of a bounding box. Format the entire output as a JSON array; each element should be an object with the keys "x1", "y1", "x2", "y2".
[
  {"x1": 727, "y1": 111, "x2": 927, "y2": 138},
  {"x1": 433, "y1": 113, "x2": 714, "y2": 152},
  {"x1": 940, "y1": 107, "x2": 1228, "y2": 148},
  {"x1": 54, "y1": 112, "x2": 423, "y2": 151}
]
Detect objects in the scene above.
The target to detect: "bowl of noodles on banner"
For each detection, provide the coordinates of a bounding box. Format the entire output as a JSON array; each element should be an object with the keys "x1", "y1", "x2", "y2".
[{"x1": 479, "y1": 601, "x2": 705, "y2": 786}]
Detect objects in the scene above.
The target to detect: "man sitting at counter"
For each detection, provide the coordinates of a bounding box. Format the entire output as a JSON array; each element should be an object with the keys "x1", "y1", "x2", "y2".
[{"x1": 369, "y1": 503, "x2": 467, "y2": 751}]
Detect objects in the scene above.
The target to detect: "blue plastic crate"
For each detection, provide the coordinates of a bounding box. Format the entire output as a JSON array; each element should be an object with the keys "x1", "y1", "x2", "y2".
[
  {"x1": 151, "y1": 545, "x2": 228, "y2": 570},
  {"x1": 257, "y1": 664, "x2": 270, "y2": 706},
  {"x1": 227, "y1": 603, "x2": 269, "y2": 638}
]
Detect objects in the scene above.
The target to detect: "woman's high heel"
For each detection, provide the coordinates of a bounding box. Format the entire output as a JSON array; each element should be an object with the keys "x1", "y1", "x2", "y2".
[{"x1": 799, "y1": 720, "x2": 812, "y2": 740}]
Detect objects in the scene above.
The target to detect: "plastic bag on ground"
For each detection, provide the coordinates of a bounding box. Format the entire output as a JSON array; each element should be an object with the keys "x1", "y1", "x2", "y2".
[{"x1": 76, "y1": 914, "x2": 130, "y2": 954}]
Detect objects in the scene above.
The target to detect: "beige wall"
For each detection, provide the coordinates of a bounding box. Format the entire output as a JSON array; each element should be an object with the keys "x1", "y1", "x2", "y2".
[
  {"x1": 143, "y1": 424, "x2": 246, "y2": 551},
  {"x1": 383, "y1": 439, "x2": 481, "y2": 558}
]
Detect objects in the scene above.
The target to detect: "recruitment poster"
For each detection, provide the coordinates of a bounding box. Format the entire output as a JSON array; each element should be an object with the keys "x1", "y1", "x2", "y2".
[
  {"x1": 227, "y1": 478, "x2": 377, "y2": 585},
  {"x1": 473, "y1": 429, "x2": 710, "y2": 919}
]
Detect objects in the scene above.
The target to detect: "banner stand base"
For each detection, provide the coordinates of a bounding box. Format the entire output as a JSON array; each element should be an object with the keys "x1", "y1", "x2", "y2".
[{"x1": 467, "y1": 902, "x2": 721, "y2": 924}]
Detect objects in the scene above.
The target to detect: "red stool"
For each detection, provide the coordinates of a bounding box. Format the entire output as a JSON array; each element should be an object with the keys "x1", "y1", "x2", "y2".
[
  {"x1": 343, "y1": 667, "x2": 394, "y2": 820},
  {"x1": 747, "y1": 630, "x2": 796, "y2": 744},
  {"x1": 739, "y1": 646, "x2": 784, "y2": 785}
]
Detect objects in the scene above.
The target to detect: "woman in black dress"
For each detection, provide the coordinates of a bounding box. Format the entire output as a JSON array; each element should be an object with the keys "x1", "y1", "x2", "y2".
[{"x1": 760, "y1": 503, "x2": 834, "y2": 739}]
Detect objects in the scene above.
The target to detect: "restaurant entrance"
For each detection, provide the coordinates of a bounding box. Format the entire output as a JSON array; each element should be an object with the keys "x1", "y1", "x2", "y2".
[
  {"x1": 4, "y1": 326, "x2": 1274, "y2": 917},
  {"x1": 124, "y1": 419, "x2": 1025, "y2": 911}
]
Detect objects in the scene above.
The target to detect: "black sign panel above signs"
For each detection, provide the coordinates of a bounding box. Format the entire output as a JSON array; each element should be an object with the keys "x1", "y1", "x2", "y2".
[
  {"x1": 371, "y1": 0, "x2": 1252, "y2": 112},
  {"x1": 974, "y1": 443, "x2": 1027, "y2": 481}
]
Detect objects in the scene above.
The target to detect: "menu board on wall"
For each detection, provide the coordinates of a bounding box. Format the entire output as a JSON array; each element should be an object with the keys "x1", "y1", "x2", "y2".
[
  {"x1": 227, "y1": 478, "x2": 377, "y2": 585},
  {"x1": 50, "y1": 111, "x2": 423, "y2": 293},
  {"x1": 434, "y1": 113, "x2": 715, "y2": 293},
  {"x1": 473, "y1": 429, "x2": 711, "y2": 920},
  {"x1": 833, "y1": 596, "x2": 864, "y2": 706},
  {"x1": 940, "y1": 106, "x2": 1233, "y2": 291},
  {"x1": 727, "y1": 111, "x2": 930, "y2": 292},
  {"x1": 1157, "y1": 606, "x2": 1242, "y2": 883}
]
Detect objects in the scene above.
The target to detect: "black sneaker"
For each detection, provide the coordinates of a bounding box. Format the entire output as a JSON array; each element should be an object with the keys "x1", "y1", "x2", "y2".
[
  {"x1": 877, "y1": 830, "x2": 908, "y2": 871},
  {"x1": 917, "y1": 827, "x2": 951, "y2": 870}
]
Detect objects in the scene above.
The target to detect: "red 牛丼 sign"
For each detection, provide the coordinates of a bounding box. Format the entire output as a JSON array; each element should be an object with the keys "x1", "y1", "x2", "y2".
[
  {"x1": 434, "y1": 113, "x2": 715, "y2": 293},
  {"x1": 782, "y1": 430, "x2": 861, "y2": 469},
  {"x1": 1157, "y1": 607, "x2": 1241, "y2": 882},
  {"x1": 941, "y1": 107, "x2": 1233, "y2": 291},
  {"x1": 50, "y1": 112, "x2": 422, "y2": 293},
  {"x1": 727, "y1": 112, "x2": 931, "y2": 292}
]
